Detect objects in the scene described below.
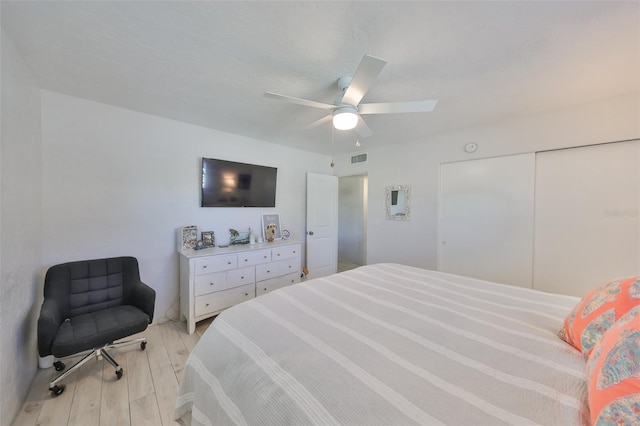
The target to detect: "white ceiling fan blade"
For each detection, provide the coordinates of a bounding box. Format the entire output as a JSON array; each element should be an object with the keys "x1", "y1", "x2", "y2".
[
  {"x1": 304, "y1": 114, "x2": 332, "y2": 130},
  {"x1": 264, "y1": 92, "x2": 336, "y2": 110},
  {"x1": 341, "y1": 55, "x2": 387, "y2": 107},
  {"x1": 354, "y1": 116, "x2": 373, "y2": 138},
  {"x1": 358, "y1": 100, "x2": 438, "y2": 115}
]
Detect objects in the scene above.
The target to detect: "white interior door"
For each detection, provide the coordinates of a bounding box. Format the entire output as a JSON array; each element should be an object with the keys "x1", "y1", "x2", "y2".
[
  {"x1": 439, "y1": 154, "x2": 536, "y2": 288},
  {"x1": 306, "y1": 172, "x2": 338, "y2": 278},
  {"x1": 533, "y1": 140, "x2": 640, "y2": 297}
]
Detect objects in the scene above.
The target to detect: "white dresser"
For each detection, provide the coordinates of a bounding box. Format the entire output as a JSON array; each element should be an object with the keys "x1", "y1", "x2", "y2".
[{"x1": 179, "y1": 240, "x2": 301, "y2": 334}]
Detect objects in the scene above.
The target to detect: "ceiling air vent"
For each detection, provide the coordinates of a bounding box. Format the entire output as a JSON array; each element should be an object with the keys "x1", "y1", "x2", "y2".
[{"x1": 350, "y1": 153, "x2": 368, "y2": 164}]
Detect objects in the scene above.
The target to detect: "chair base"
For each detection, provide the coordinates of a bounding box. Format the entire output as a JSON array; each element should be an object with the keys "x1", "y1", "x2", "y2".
[{"x1": 48, "y1": 337, "x2": 147, "y2": 397}]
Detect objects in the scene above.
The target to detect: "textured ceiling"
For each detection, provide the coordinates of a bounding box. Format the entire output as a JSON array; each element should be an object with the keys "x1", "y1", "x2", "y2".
[{"x1": 2, "y1": 1, "x2": 639, "y2": 155}]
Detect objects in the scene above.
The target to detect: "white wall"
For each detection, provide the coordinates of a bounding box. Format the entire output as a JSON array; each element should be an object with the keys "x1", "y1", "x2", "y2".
[
  {"x1": 41, "y1": 91, "x2": 332, "y2": 323},
  {"x1": 334, "y1": 92, "x2": 640, "y2": 271},
  {"x1": 1, "y1": 30, "x2": 43, "y2": 421}
]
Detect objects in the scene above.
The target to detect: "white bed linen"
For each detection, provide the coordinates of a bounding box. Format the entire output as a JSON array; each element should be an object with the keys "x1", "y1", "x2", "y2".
[{"x1": 175, "y1": 263, "x2": 589, "y2": 425}]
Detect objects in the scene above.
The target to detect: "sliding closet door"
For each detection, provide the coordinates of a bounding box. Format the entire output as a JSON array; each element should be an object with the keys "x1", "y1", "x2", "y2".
[
  {"x1": 439, "y1": 153, "x2": 535, "y2": 288},
  {"x1": 533, "y1": 140, "x2": 640, "y2": 297}
]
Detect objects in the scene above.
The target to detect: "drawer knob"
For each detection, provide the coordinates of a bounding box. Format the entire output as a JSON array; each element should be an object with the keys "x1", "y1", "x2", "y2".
[
  {"x1": 267, "y1": 270, "x2": 271, "y2": 273},
  {"x1": 244, "y1": 259, "x2": 248, "y2": 262},
  {"x1": 245, "y1": 293, "x2": 249, "y2": 296},
  {"x1": 203, "y1": 265, "x2": 207, "y2": 269},
  {"x1": 289, "y1": 266, "x2": 292, "y2": 269},
  {"x1": 264, "y1": 288, "x2": 267, "y2": 291},
  {"x1": 263, "y1": 255, "x2": 267, "y2": 258},
  {"x1": 293, "y1": 251, "x2": 296, "y2": 254},
  {"x1": 277, "y1": 253, "x2": 280, "y2": 256},
  {"x1": 241, "y1": 276, "x2": 245, "y2": 279},
  {"x1": 206, "y1": 303, "x2": 210, "y2": 306},
  {"x1": 210, "y1": 283, "x2": 214, "y2": 286},
  {"x1": 227, "y1": 261, "x2": 232, "y2": 265}
]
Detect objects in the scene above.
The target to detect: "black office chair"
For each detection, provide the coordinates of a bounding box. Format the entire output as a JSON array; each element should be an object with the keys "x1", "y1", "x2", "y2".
[{"x1": 38, "y1": 256, "x2": 155, "y2": 397}]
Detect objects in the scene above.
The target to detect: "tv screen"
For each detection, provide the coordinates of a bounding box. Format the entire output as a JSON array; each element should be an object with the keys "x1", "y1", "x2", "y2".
[{"x1": 201, "y1": 158, "x2": 277, "y2": 207}]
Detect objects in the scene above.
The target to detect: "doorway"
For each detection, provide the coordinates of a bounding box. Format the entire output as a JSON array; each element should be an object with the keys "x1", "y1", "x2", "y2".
[{"x1": 338, "y1": 174, "x2": 367, "y2": 272}]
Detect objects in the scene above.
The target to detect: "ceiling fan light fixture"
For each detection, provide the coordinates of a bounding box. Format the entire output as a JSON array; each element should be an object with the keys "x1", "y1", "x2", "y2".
[{"x1": 332, "y1": 106, "x2": 358, "y2": 130}]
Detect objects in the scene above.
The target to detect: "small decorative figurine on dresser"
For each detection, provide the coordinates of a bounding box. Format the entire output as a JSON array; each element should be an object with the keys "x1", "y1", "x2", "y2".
[
  {"x1": 261, "y1": 213, "x2": 281, "y2": 242},
  {"x1": 265, "y1": 223, "x2": 277, "y2": 242}
]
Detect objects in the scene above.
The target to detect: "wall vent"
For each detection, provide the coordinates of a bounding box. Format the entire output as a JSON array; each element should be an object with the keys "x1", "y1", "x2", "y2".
[{"x1": 350, "y1": 153, "x2": 368, "y2": 164}]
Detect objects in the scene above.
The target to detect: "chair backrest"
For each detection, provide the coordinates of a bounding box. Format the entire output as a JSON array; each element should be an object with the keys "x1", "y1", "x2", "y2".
[{"x1": 44, "y1": 256, "x2": 141, "y2": 319}]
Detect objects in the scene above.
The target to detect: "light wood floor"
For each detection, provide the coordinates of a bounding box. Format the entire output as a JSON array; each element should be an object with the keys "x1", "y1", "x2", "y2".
[
  {"x1": 337, "y1": 260, "x2": 361, "y2": 273},
  {"x1": 11, "y1": 318, "x2": 214, "y2": 426}
]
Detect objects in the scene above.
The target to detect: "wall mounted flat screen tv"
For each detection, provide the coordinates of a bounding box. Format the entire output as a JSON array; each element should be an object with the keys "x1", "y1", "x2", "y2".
[{"x1": 201, "y1": 158, "x2": 277, "y2": 207}]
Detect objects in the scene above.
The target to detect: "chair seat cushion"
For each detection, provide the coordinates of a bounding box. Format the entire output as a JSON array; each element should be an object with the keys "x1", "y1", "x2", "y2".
[{"x1": 51, "y1": 305, "x2": 149, "y2": 358}]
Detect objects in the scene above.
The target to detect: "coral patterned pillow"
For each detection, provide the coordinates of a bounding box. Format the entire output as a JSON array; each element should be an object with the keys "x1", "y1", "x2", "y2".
[
  {"x1": 585, "y1": 306, "x2": 640, "y2": 425},
  {"x1": 559, "y1": 276, "x2": 639, "y2": 356}
]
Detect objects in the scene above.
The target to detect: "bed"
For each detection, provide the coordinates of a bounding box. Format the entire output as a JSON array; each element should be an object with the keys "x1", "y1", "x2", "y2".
[{"x1": 175, "y1": 263, "x2": 589, "y2": 425}]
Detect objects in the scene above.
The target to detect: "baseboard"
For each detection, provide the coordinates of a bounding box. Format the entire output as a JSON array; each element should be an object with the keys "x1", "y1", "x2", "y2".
[
  {"x1": 38, "y1": 355, "x2": 54, "y2": 369},
  {"x1": 151, "y1": 315, "x2": 173, "y2": 325}
]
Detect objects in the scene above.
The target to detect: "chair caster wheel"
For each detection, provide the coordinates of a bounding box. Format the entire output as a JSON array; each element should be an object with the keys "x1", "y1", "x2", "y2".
[
  {"x1": 116, "y1": 368, "x2": 123, "y2": 380},
  {"x1": 140, "y1": 341, "x2": 147, "y2": 350},
  {"x1": 50, "y1": 384, "x2": 66, "y2": 397},
  {"x1": 54, "y1": 361, "x2": 65, "y2": 371}
]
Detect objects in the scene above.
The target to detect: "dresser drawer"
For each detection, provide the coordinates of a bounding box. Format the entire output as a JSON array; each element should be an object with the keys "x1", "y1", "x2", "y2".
[
  {"x1": 256, "y1": 272, "x2": 301, "y2": 296},
  {"x1": 271, "y1": 244, "x2": 301, "y2": 261},
  {"x1": 275, "y1": 257, "x2": 299, "y2": 276},
  {"x1": 194, "y1": 266, "x2": 255, "y2": 296},
  {"x1": 255, "y1": 262, "x2": 279, "y2": 282},
  {"x1": 227, "y1": 266, "x2": 255, "y2": 287},
  {"x1": 194, "y1": 271, "x2": 229, "y2": 296},
  {"x1": 194, "y1": 254, "x2": 237, "y2": 275},
  {"x1": 194, "y1": 283, "x2": 255, "y2": 317},
  {"x1": 237, "y1": 249, "x2": 271, "y2": 267}
]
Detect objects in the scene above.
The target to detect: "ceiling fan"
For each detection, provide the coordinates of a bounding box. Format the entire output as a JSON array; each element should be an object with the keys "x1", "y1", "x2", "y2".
[{"x1": 264, "y1": 54, "x2": 438, "y2": 138}]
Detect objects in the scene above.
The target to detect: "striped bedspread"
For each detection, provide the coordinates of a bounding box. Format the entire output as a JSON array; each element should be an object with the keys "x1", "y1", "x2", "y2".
[{"x1": 175, "y1": 263, "x2": 589, "y2": 425}]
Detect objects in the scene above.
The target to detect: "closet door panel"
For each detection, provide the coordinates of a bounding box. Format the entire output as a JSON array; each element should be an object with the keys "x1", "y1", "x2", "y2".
[
  {"x1": 533, "y1": 140, "x2": 639, "y2": 297},
  {"x1": 439, "y1": 153, "x2": 535, "y2": 288}
]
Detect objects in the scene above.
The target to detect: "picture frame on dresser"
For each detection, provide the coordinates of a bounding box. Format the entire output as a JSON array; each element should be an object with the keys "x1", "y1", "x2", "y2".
[
  {"x1": 261, "y1": 213, "x2": 282, "y2": 241},
  {"x1": 201, "y1": 231, "x2": 214, "y2": 247},
  {"x1": 179, "y1": 226, "x2": 198, "y2": 250}
]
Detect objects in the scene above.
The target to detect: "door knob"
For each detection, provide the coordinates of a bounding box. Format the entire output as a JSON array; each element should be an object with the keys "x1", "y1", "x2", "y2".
[{"x1": 308, "y1": 231, "x2": 314, "y2": 235}]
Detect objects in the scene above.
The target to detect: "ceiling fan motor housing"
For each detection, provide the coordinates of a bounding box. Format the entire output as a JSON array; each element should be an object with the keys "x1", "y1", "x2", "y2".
[{"x1": 338, "y1": 76, "x2": 352, "y2": 92}]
